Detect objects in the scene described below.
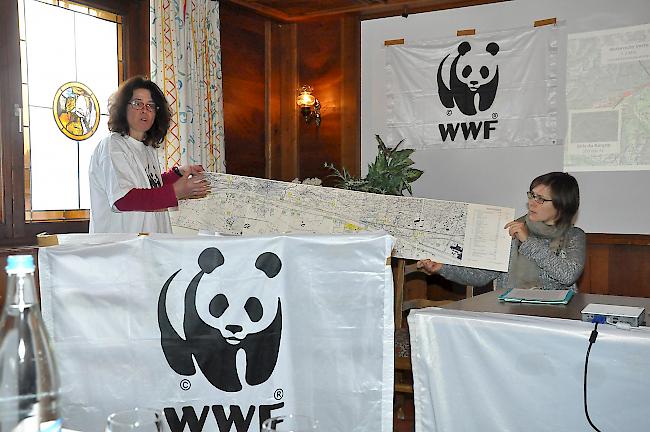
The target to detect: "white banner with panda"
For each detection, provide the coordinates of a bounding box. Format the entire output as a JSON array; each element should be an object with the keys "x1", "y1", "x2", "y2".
[
  {"x1": 385, "y1": 24, "x2": 562, "y2": 149},
  {"x1": 38, "y1": 232, "x2": 394, "y2": 432}
]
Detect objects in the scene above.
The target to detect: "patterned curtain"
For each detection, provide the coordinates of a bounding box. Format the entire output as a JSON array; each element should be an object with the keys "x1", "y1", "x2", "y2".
[{"x1": 150, "y1": 0, "x2": 225, "y2": 172}]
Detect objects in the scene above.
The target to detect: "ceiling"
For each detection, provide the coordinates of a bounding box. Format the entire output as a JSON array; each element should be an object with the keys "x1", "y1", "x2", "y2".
[{"x1": 222, "y1": 0, "x2": 508, "y2": 22}]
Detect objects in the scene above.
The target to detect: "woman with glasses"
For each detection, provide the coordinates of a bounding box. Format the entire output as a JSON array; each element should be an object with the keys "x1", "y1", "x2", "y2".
[
  {"x1": 89, "y1": 76, "x2": 210, "y2": 233},
  {"x1": 417, "y1": 172, "x2": 586, "y2": 291}
]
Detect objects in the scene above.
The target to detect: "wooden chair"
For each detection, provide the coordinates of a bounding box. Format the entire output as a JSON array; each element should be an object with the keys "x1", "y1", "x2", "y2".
[
  {"x1": 392, "y1": 260, "x2": 494, "y2": 426},
  {"x1": 392, "y1": 258, "x2": 460, "y2": 419}
]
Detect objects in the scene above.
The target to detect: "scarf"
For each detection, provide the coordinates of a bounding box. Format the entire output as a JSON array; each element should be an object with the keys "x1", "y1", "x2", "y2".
[{"x1": 509, "y1": 215, "x2": 569, "y2": 289}]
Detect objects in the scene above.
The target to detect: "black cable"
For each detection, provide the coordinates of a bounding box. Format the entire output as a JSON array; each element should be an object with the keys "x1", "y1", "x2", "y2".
[{"x1": 583, "y1": 321, "x2": 603, "y2": 432}]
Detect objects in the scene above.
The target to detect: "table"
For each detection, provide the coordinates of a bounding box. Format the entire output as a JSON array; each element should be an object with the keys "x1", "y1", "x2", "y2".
[
  {"x1": 408, "y1": 290, "x2": 650, "y2": 431},
  {"x1": 444, "y1": 289, "x2": 650, "y2": 320}
]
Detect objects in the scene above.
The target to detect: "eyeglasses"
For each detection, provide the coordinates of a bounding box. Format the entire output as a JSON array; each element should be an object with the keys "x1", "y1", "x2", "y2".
[
  {"x1": 128, "y1": 100, "x2": 158, "y2": 112},
  {"x1": 527, "y1": 191, "x2": 553, "y2": 204}
]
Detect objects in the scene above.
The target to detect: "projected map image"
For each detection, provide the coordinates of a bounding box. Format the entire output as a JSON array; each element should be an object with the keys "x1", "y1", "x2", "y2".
[{"x1": 565, "y1": 23, "x2": 650, "y2": 171}]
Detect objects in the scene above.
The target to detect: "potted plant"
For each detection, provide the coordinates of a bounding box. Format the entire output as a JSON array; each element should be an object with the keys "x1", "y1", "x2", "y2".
[{"x1": 325, "y1": 135, "x2": 423, "y2": 196}]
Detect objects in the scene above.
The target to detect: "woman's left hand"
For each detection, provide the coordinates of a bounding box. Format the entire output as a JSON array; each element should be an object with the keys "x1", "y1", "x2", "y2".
[{"x1": 504, "y1": 220, "x2": 528, "y2": 242}]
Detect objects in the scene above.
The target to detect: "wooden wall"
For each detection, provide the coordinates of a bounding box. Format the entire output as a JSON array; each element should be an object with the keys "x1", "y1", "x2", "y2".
[
  {"x1": 296, "y1": 15, "x2": 361, "y2": 183},
  {"x1": 220, "y1": 2, "x2": 360, "y2": 182},
  {"x1": 578, "y1": 234, "x2": 650, "y2": 297},
  {"x1": 220, "y1": 5, "x2": 267, "y2": 177}
]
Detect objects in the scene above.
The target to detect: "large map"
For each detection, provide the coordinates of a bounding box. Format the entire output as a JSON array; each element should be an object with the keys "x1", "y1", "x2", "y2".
[
  {"x1": 171, "y1": 173, "x2": 514, "y2": 271},
  {"x1": 565, "y1": 23, "x2": 650, "y2": 171}
]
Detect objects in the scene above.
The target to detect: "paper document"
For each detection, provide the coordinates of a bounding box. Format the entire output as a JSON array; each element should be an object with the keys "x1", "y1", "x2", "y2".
[{"x1": 171, "y1": 173, "x2": 515, "y2": 271}]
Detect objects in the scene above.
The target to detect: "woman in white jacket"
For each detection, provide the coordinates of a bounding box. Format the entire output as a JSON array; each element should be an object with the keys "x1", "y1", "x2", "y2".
[{"x1": 89, "y1": 76, "x2": 209, "y2": 233}]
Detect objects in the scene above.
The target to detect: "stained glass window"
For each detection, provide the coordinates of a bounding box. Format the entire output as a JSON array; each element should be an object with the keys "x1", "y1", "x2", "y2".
[{"x1": 18, "y1": 0, "x2": 122, "y2": 221}]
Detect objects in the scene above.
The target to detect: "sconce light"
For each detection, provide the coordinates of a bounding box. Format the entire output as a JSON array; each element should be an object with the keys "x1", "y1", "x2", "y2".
[{"x1": 296, "y1": 85, "x2": 321, "y2": 127}]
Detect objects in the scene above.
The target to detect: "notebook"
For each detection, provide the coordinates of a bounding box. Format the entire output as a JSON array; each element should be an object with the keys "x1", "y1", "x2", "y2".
[{"x1": 498, "y1": 288, "x2": 574, "y2": 305}]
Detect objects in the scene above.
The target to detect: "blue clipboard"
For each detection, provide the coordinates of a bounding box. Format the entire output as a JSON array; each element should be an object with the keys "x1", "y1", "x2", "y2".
[{"x1": 498, "y1": 288, "x2": 574, "y2": 305}]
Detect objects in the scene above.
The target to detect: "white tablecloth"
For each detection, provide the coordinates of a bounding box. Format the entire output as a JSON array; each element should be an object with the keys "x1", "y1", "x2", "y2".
[{"x1": 409, "y1": 308, "x2": 650, "y2": 431}]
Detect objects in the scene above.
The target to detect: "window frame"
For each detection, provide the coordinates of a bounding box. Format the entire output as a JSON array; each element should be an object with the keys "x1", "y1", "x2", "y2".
[{"x1": 0, "y1": 0, "x2": 149, "y2": 246}]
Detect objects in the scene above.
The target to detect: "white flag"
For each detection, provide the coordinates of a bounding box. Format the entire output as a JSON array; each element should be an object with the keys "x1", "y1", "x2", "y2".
[
  {"x1": 386, "y1": 25, "x2": 562, "y2": 149},
  {"x1": 38, "y1": 233, "x2": 394, "y2": 432}
]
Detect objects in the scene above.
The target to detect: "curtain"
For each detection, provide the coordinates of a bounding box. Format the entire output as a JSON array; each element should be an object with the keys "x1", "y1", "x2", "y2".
[{"x1": 150, "y1": 0, "x2": 225, "y2": 172}]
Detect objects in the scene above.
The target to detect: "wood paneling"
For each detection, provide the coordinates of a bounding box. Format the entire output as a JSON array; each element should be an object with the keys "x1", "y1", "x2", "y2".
[
  {"x1": 265, "y1": 21, "x2": 282, "y2": 179},
  {"x1": 578, "y1": 234, "x2": 650, "y2": 298},
  {"x1": 340, "y1": 15, "x2": 361, "y2": 177},
  {"x1": 294, "y1": 15, "x2": 361, "y2": 182},
  {"x1": 267, "y1": 22, "x2": 299, "y2": 181},
  {"x1": 223, "y1": 0, "x2": 508, "y2": 22},
  {"x1": 0, "y1": 0, "x2": 21, "y2": 242},
  {"x1": 297, "y1": 17, "x2": 344, "y2": 182},
  {"x1": 123, "y1": 0, "x2": 150, "y2": 79},
  {"x1": 221, "y1": 4, "x2": 360, "y2": 182},
  {"x1": 221, "y1": 3, "x2": 267, "y2": 178}
]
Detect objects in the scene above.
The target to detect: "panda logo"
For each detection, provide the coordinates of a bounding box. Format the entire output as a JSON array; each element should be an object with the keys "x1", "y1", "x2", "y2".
[
  {"x1": 437, "y1": 40, "x2": 500, "y2": 116},
  {"x1": 157, "y1": 247, "x2": 283, "y2": 392}
]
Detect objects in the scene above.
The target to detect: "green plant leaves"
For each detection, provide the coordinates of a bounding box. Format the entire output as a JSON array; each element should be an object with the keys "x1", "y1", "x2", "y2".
[
  {"x1": 324, "y1": 135, "x2": 423, "y2": 196},
  {"x1": 406, "y1": 168, "x2": 423, "y2": 182}
]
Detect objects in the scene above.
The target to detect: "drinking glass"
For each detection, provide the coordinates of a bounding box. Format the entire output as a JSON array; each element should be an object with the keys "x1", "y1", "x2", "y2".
[
  {"x1": 261, "y1": 414, "x2": 318, "y2": 431},
  {"x1": 106, "y1": 408, "x2": 163, "y2": 432}
]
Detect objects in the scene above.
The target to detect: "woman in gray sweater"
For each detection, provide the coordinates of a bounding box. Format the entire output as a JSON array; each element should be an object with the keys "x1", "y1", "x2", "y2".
[{"x1": 417, "y1": 172, "x2": 586, "y2": 291}]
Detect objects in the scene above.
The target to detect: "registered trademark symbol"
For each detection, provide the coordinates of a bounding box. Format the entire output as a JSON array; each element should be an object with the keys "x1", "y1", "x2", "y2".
[
  {"x1": 274, "y1": 388, "x2": 284, "y2": 400},
  {"x1": 492, "y1": 112, "x2": 498, "y2": 119},
  {"x1": 180, "y1": 379, "x2": 191, "y2": 391},
  {"x1": 446, "y1": 110, "x2": 452, "y2": 116}
]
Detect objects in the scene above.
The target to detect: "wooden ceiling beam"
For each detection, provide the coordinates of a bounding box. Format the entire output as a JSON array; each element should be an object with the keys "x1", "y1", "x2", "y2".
[
  {"x1": 224, "y1": 0, "x2": 293, "y2": 22},
  {"x1": 359, "y1": 0, "x2": 509, "y2": 20},
  {"x1": 221, "y1": 0, "x2": 508, "y2": 22}
]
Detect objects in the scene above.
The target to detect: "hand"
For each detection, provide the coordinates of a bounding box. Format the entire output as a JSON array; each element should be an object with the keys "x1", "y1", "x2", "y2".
[
  {"x1": 173, "y1": 171, "x2": 210, "y2": 200},
  {"x1": 416, "y1": 259, "x2": 443, "y2": 275},
  {"x1": 178, "y1": 164, "x2": 205, "y2": 176},
  {"x1": 504, "y1": 220, "x2": 528, "y2": 242}
]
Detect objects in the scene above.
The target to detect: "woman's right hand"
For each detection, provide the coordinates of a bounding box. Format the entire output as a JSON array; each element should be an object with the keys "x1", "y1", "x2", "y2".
[
  {"x1": 416, "y1": 259, "x2": 443, "y2": 275},
  {"x1": 173, "y1": 171, "x2": 210, "y2": 200}
]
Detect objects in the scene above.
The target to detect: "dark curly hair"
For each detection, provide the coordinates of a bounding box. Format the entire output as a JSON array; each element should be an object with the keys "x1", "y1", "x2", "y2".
[
  {"x1": 107, "y1": 76, "x2": 170, "y2": 148},
  {"x1": 530, "y1": 172, "x2": 580, "y2": 229}
]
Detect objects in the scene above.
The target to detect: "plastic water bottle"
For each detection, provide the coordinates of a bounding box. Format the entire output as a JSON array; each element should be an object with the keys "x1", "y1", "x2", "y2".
[{"x1": 0, "y1": 255, "x2": 61, "y2": 431}]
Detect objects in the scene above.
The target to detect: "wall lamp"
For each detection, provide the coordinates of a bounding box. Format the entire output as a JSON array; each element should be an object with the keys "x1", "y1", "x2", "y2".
[{"x1": 296, "y1": 85, "x2": 321, "y2": 127}]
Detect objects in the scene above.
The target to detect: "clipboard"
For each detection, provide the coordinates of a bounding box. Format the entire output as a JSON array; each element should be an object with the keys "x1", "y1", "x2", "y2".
[{"x1": 498, "y1": 288, "x2": 574, "y2": 305}]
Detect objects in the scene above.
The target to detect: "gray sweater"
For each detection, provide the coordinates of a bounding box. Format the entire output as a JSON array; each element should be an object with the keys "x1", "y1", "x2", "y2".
[{"x1": 438, "y1": 226, "x2": 587, "y2": 291}]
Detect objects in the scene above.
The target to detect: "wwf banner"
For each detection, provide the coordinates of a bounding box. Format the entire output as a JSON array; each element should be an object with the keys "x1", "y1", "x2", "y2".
[
  {"x1": 38, "y1": 233, "x2": 394, "y2": 432},
  {"x1": 385, "y1": 24, "x2": 563, "y2": 149}
]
